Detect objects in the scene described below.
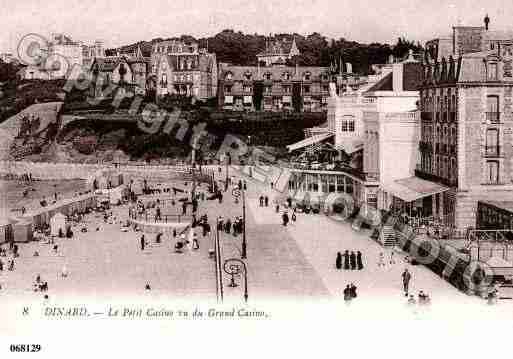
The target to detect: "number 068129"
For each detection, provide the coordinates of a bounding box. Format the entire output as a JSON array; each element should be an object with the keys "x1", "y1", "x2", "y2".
[{"x1": 9, "y1": 344, "x2": 41, "y2": 353}]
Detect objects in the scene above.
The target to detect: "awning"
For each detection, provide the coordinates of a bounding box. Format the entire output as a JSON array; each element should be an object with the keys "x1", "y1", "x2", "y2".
[
  {"x1": 382, "y1": 176, "x2": 450, "y2": 202},
  {"x1": 287, "y1": 133, "x2": 334, "y2": 152},
  {"x1": 336, "y1": 137, "x2": 364, "y2": 154}
]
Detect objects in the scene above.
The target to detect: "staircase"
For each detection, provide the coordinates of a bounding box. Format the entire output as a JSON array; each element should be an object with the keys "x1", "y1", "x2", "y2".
[
  {"x1": 380, "y1": 225, "x2": 397, "y2": 247},
  {"x1": 372, "y1": 211, "x2": 398, "y2": 247}
]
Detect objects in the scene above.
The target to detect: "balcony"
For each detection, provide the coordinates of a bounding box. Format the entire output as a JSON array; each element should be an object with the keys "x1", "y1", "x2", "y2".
[
  {"x1": 483, "y1": 145, "x2": 503, "y2": 157},
  {"x1": 485, "y1": 112, "x2": 501, "y2": 124}
]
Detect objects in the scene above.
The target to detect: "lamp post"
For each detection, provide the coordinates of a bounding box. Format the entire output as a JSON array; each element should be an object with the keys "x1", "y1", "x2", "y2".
[
  {"x1": 223, "y1": 258, "x2": 248, "y2": 303},
  {"x1": 225, "y1": 152, "x2": 230, "y2": 192},
  {"x1": 241, "y1": 188, "x2": 247, "y2": 259}
]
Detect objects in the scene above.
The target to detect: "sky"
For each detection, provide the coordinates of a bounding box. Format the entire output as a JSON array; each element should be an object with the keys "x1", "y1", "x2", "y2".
[{"x1": 0, "y1": 0, "x2": 512, "y2": 53}]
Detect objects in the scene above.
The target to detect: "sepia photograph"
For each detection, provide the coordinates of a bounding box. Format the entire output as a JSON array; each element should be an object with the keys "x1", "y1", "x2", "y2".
[{"x1": 1, "y1": 0, "x2": 512, "y2": 357}]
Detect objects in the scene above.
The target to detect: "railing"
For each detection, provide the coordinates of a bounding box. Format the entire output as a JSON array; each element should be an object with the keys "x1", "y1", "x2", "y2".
[
  {"x1": 214, "y1": 220, "x2": 224, "y2": 302},
  {"x1": 483, "y1": 145, "x2": 502, "y2": 157},
  {"x1": 129, "y1": 211, "x2": 191, "y2": 224},
  {"x1": 485, "y1": 112, "x2": 501, "y2": 123}
]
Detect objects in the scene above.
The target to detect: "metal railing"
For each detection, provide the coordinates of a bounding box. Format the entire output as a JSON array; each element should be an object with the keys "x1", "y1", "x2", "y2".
[
  {"x1": 485, "y1": 112, "x2": 501, "y2": 123},
  {"x1": 484, "y1": 145, "x2": 502, "y2": 157},
  {"x1": 214, "y1": 221, "x2": 224, "y2": 302}
]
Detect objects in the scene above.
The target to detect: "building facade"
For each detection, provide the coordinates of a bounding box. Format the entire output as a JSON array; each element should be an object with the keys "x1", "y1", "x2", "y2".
[
  {"x1": 256, "y1": 37, "x2": 300, "y2": 66},
  {"x1": 21, "y1": 33, "x2": 83, "y2": 80},
  {"x1": 90, "y1": 53, "x2": 148, "y2": 97},
  {"x1": 151, "y1": 40, "x2": 217, "y2": 100},
  {"x1": 82, "y1": 40, "x2": 106, "y2": 70},
  {"x1": 418, "y1": 20, "x2": 513, "y2": 230},
  {"x1": 218, "y1": 62, "x2": 367, "y2": 112}
]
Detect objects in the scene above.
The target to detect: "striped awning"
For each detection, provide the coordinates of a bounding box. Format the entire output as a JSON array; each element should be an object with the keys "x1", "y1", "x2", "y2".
[{"x1": 382, "y1": 176, "x2": 449, "y2": 202}]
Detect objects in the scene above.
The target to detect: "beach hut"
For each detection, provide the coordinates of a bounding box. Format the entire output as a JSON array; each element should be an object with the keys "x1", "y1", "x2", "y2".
[
  {"x1": 50, "y1": 212, "x2": 66, "y2": 236},
  {"x1": 13, "y1": 219, "x2": 33, "y2": 243},
  {"x1": 109, "y1": 186, "x2": 124, "y2": 205}
]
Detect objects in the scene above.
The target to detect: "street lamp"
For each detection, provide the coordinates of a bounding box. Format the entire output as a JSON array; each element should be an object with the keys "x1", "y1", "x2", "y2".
[
  {"x1": 223, "y1": 258, "x2": 248, "y2": 303},
  {"x1": 241, "y1": 188, "x2": 247, "y2": 259},
  {"x1": 225, "y1": 152, "x2": 230, "y2": 192}
]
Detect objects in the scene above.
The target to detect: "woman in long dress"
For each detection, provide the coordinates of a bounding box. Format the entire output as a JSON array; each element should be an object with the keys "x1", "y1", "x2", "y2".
[
  {"x1": 350, "y1": 251, "x2": 356, "y2": 270},
  {"x1": 343, "y1": 251, "x2": 350, "y2": 270},
  {"x1": 336, "y1": 252, "x2": 342, "y2": 270},
  {"x1": 356, "y1": 251, "x2": 363, "y2": 270}
]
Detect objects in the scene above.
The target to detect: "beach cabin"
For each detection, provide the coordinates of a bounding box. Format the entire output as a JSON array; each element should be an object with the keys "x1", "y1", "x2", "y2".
[{"x1": 50, "y1": 212, "x2": 66, "y2": 236}]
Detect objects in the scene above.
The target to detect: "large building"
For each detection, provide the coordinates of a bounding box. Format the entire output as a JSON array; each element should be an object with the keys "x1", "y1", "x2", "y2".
[
  {"x1": 90, "y1": 48, "x2": 149, "y2": 97},
  {"x1": 20, "y1": 33, "x2": 83, "y2": 80},
  {"x1": 218, "y1": 61, "x2": 367, "y2": 112},
  {"x1": 417, "y1": 18, "x2": 513, "y2": 231},
  {"x1": 285, "y1": 53, "x2": 423, "y2": 221},
  {"x1": 256, "y1": 37, "x2": 300, "y2": 66},
  {"x1": 82, "y1": 40, "x2": 106, "y2": 69},
  {"x1": 151, "y1": 40, "x2": 217, "y2": 100}
]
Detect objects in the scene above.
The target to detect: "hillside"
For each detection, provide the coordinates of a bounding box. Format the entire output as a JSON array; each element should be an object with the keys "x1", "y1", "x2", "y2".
[{"x1": 109, "y1": 31, "x2": 422, "y2": 74}]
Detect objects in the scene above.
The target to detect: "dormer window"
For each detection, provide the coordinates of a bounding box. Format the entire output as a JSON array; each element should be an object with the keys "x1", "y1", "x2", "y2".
[
  {"x1": 244, "y1": 72, "x2": 252, "y2": 80},
  {"x1": 225, "y1": 72, "x2": 233, "y2": 80},
  {"x1": 303, "y1": 72, "x2": 311, "y2": 81},
  {"x1": 264, "y1": 72, "x2": 272, "y2": 81},
  {"x1": 322, "y1": 73, "x2": 329, "y2": 81}
]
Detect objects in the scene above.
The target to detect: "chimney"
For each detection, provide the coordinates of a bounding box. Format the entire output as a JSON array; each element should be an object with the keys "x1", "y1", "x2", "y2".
[
  {"x1": 484, "y1": 14, "x2": 490, "y2": 31},
  {"x1": 392, "y1": 63, "x2": 403, "y2": 92}
]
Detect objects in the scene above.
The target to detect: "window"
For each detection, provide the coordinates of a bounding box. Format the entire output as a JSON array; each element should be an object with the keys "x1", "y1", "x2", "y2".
[
  {"x1": 161, "y1": 74, "x2": 167, "y2": 87},
  {"x1": 303, "y1": 85, "x2": 310, "y2": 93},
  {"x1": 486, "y1": 129, "x2": 499, "y2": 156},
  {"x1": 244, "y1": 73, "x2": 252, "y2": 80},
  {"x1": 341, "y1": 118, "x2": 355, "y2": 132},
  {"x1": 264, "y1": 72, "x2": 272, "y2": 80},
  {"x1": 304, "y1": 73, "x2": 311, "y2": 81},
  {"x1": 224, "y1": 85, "x2": 232, "y2": 93},
  {"x1": 486, "y1": 161, "x2": 499, "y2": 184},
  {"x1": 152, "y1": 64, "x2": 156, "y2": 73},
  {"x1": 264, "y1": 86, "x2": 272, "y2": 94},
  {"x1": 322, "y1": 85, "x2": 329, "y2": 92},
  {"x1": 243, "y1": 85, "x2": 252, "y2": 93},
  {"x1": 283, "y1": 85, "x2": 291, "y2": 93},
  {"x1": 488, "y1": 63, "x2": 498, "y2": 80},
  {"x1": 225, "y1": 72, "x2": 233, "y2": 80},
  {"x1": 283, "y1": 72, "x2": 291, "y2": 80},
  {"x1": 486, "y1": 95, "x2": 500, "y2": 122}
]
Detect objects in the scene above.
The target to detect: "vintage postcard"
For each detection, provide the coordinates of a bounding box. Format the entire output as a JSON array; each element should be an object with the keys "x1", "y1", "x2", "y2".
[{"x1": 1, "y1": 1, "x2": 512, "y2": 357}]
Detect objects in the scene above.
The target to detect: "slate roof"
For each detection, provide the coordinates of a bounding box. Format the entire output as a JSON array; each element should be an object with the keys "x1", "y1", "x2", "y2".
[
  {"x1": 93, "y1": 57, "x2": 122, "y2": 72},
  {"x1": 457, "y1": 49, "x2": 496, "y2": 82},
  {"x1": 219, "y1": 64, "x2": 331, "y2": 82},
  {"x1": 365, "y1": 62, "x2": 423, "y2": 92}
]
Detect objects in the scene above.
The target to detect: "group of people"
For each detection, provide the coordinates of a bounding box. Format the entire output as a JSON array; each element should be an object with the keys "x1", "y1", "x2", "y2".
[
  {"x1": 281, "y1": 210, "x2": 296, "y2": 226},
  {"x1": 335, "y1": 250, "x2": 363, "y2": 270},
  {"x1": 33, "y1": 274, "x2": 49, "y2": 292},
  {"x1": 407, "y1": 290, "x2": 431, "y2": 306},
  {"x1": 217, "y1": 216, "x2": 243, "y2": 236},
  {"x1": 343, "y1": 283, "x2": 358, "y2": 302},
  {"x1": 258, "y1": 195, "x2": 270, "y2": 207}
]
